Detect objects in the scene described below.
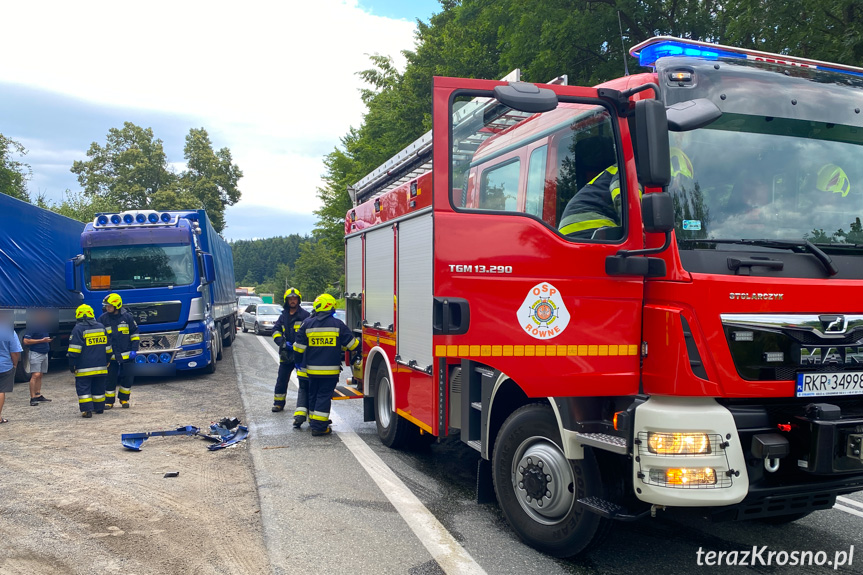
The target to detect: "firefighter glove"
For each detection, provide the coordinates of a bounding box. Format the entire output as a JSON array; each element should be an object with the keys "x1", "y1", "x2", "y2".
[{"x1": 68, "y1": 363, "x2": 77, "y2": 374}]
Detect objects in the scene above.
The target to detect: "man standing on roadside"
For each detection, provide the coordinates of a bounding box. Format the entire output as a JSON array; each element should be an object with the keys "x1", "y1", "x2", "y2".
[
  {"x1": 23, "y1": 309, "x2": 53, "y2": 406},
  {"x1": 0, "y1": 309, "x2": 23, "y2": 424},
  {"x1": 271, "y1": 288, "x2": 309, "y2": 413}
]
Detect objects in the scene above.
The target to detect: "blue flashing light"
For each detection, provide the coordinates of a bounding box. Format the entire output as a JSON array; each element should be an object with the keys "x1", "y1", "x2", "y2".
[
  {"x1": 135, "y1": 213, "x2": 147, "y2": 223},
  {"x1": 159, "y1": 352, "x2": 172, "y2": 363},
  {"x1": 97, "y1": 215, "x2": 109, "y2": 226},
  {"x1": 123, "y1": 214, "x2": 134, "y2": 224},
  {"x1": 160, "y1": 212, "x2": 171, "y2": 223},
  {"x1": 147, "y1": 354, "x2": 159, "y2": 363},
  {"x1": 638, "y1": 40, "x2": 745, "y2": 67},
  {"x1": 135, "y1": 355, "x2": 147, "y2": 364},
  {"x1": 111, "y1": 215, "x2": 122, "y2": 224},
  {"x1": 148, "y1": 213, "x2": 159, "y2": 223}
]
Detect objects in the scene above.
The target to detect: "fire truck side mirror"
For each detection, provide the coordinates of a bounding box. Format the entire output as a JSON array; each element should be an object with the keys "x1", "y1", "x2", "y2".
[
  {"x1": 642, "y1": 192, "x2": 674, "y2": 234},
  {"x1": 633, "y1": 99, "x2": 671, "y2": 188},
  {"x1": 493, "y1": 82, "x2": 558, "y2": 113},
  {"x1": 666, "y1": 98, "x2": 722, "y2": 132}
]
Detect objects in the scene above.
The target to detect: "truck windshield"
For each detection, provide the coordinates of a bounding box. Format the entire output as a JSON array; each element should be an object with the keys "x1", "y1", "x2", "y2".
[
  {"x1": 671, "y1": 114, "x2": 863, "y2": 251},
  {"x1": 85, "y1": 244, "x2": 195, "y2": 290}
]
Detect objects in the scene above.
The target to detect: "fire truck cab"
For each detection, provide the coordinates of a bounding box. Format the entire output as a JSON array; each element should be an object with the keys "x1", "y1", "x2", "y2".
[{"x1": 343, "y1": 37, "x2": 863, "y2": 557}]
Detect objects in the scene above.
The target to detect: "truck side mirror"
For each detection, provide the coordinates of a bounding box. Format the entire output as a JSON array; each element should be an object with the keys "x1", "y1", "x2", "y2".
[
  {"x1": 642, "y1": 192, "x2": 675, "y2": 233},
  {"x1": 202, "y1": 253, "x2": 216, "y2": 285},
  {"x1": 493, "y1": 82, "x2": 558, "y2": 113},
  {"x1": 632, "y1": 99, "x2": 671, "y2": 188},
  {"x1": 65, "y1": 257, "x2": 81, "y2": 292},
  {"x1": 666, "y1": 98, "x2": 722, "y2": 132}
]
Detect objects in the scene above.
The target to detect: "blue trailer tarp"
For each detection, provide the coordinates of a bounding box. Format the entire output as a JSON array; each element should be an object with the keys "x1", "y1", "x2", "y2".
[{"x1": 0, "y1": 193, "x2": 85, "y2": 309}]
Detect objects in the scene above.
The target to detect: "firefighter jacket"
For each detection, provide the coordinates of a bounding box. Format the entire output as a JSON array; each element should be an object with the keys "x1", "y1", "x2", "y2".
[
  {"x1": 98, "y1": 309, "x2": 140, "y2": 362},
  {"x1": 293, "y1": 311, "x2": 358, "y2": 376},
  {"x1": 558, "y1": 166, "x2": 622, "y2": 237},
  {"x1": 67, "y1": 319, "x2": 112, "y2": 378},
  {"x1": 272, "y1": 307, "x2": 310, "y2": 362}
]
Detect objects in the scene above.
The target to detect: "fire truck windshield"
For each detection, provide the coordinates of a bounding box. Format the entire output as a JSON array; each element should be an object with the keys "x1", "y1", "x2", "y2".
[
  {"x1": 84, "y1": 244, "x2": 195, "y2": 290},
  {"x1": 670, "y1": 113, "x2": 863, "y2": 251}
]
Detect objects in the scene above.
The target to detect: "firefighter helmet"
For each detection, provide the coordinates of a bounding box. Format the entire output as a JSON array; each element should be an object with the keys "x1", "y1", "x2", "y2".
[
  {"x1": 816, "y1": 164, "x2": 850, "y2": 197},
  {"x1": 312, "y1": 294, "x2": 337, "y2": 313},
  {"x1": 102, "y1": 293, "x2": 123, "y2": 309},
  {"x1": 76, "y1": 304, "x2": 95, "y2": 319},
  {"x1": 670, "y1": 147, "x2": 694, "y2": 179},
  {"x1": 284, "y1": 287, "x2": 302, "y2": 302}
]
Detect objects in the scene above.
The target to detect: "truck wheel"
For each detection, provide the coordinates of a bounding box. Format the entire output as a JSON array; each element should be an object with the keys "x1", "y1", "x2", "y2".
[
  {"x1": 374, "y1": 361, "x2": 413, "y2": 449},
  {"x1": 223, "y1": 318, "x2": 234, "y2": 347},
  {"x1": 215, "y1": 329, "x2": 223, "y2": 361},
  {"x1": 242, "y1": 320, "x2": 248, "y2": 333},
  {"x1": 492, "y1": 403, "x2": 607, "y2": 558},
  {"x1": 204, "y1": 333, "x2": 218, "y2": 374}
]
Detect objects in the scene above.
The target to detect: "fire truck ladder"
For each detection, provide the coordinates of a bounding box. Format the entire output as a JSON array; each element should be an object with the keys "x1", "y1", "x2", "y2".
[{"x1": 349, "y1": 71, "x2": 568, "y2": 204}]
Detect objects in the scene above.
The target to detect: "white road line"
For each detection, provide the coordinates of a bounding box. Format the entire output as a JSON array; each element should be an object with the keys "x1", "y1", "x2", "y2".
[
  {"x1": 837, "y1": 496, "x2": 863, "y2": 511},
  {"x1": 835, "y1": 504, "x2": 863, "y2": 518},
  {"x1": 258, "y1": 334, "x2": 487, "y2": 575},
  {"x1": 256, "y1": 335, "x2": 298, "y2": 389}
]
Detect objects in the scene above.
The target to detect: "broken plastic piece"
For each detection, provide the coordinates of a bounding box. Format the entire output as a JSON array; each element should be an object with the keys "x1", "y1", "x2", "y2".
[
  {"x1": 121, "y1": 418, "x2": 250, "y2": 451},
  {"x1": 164, "y1": 471, "x2": 180, "y2": 478}
]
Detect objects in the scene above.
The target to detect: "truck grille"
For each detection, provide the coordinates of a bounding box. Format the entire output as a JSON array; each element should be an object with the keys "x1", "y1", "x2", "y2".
[{"x1": 137, "y1": 332, "x2": 179, "y2": 351}]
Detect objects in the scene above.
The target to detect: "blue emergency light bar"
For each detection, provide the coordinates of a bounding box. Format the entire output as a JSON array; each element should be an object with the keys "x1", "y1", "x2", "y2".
[
  {"x1": 631, "y1": 36, "x2": 863, "y2": 78},
  {"x1": 92, "y1": 210, "x2": 184, "y2": 229}
]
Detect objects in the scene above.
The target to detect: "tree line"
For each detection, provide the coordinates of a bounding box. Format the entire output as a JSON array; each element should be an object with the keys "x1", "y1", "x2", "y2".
[{"x1": 314, "y1": 0, "x2": 863, "y2": 250}]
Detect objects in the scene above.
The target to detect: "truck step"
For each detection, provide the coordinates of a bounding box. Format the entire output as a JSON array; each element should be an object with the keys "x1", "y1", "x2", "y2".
[
  {"x1": 577, "y1": 496, "x2": 649, "y2": 522},
  {"x1": 574, "y1": 432, "x2": 629, "y2": 454},
  {"x1": 470, "y1": 401, "x2": 482, "y2": 411},
  {"x1": 466, "y1": 439, "x2": 482, "y2": 452},
  {"x1": 332, "y1": 385, "x2": 364, "y2": 401}
]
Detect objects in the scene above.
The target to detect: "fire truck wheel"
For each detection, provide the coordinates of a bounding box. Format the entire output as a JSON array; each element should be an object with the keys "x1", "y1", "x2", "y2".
[
  {"x1": 374, "y1": 361, "x2": 413, "y2": 448},
  {"x1": 492, "y1": 403, "x2": 605, "y2": 558}
]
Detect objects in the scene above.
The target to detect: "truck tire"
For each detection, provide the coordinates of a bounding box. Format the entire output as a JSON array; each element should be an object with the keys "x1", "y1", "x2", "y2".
[
  {"x1": 492, "y1": 403, "x2": 607, "y2": 558},
  {"x1": 215, "y1": 328, "x2": 223, "y2": 361},
  {"x1": 222, "y1": 317, "x2": 235, "y2": 347},
  {"x1": 374, "y1": 361, "x2": 413, "y2": 449},
  {"x1": 242, "y1": 320, "x2": 248, "y2": 333},
  {"x1": 204, "y1": 333, "x2": 218, "y2": 374}
]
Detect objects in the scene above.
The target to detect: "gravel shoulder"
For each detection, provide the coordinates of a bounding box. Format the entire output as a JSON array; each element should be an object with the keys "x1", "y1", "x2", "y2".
[{"x1": 0, "y1": 346, "x2": 269, "y2": 575}]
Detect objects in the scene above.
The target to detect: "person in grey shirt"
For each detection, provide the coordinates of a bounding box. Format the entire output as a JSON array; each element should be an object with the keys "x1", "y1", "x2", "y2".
[{"x1": 0, "y1": 309, "x2": 23, "y2": 424}]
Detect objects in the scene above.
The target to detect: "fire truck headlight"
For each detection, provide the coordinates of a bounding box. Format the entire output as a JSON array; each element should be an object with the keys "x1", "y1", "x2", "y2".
[
  {"x1": 647, "y1": 432, "x2": 711, "y2": 455},
  {"x1": 650, "y1": 467, "x2": 717, "y2": 486}
]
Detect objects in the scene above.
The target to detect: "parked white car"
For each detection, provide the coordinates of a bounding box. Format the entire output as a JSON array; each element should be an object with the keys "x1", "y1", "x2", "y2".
[{"x1": 240, "y1": 303, "x2": 282, "y2": 335}]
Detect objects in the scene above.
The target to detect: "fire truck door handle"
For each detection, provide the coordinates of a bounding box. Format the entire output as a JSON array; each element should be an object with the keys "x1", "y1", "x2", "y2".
[
  {"x1": 433, "y1": 297, "x2": 471, "y2": 336},
  {"x1": 727, "y1": 257, "x2": 784, "y2": 276}
]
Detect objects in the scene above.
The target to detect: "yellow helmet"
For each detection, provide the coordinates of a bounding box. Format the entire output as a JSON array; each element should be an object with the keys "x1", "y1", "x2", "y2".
[
  {"x1": 670, "y1": 147, "x2": 694, "y2": 179},
  {"x1": 76, "y1": 304, "x2": 95, "y2": 319},
  {"x1": 816, "y1": 164, "x2": 850, "y2": 197},
  {"x1": 102, "y1": 293, "x2": 123, "y2": 309},
  {"x1": 313, "y1": 294, "x2": 337, "y2": 313},
  {"x1": 284, "y1": 287, "x2": 302, "y2": 302}
]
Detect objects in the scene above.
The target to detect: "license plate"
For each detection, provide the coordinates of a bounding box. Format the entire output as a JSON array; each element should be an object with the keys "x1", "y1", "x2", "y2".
[{"x1": 796, "y1": 371, "x2": 863, "y2": 397}]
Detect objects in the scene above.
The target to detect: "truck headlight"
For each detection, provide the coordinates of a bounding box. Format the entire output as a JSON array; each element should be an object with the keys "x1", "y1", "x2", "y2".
[
  {"x1": 647, "y1": 432, "x2": 711, "y2": 455},
  {"x1": 180, "y1": 332, "x2": 204, "y2": 346},
  {"x1": 649, "y1": 467, "x2": 716, "y2": 486}
]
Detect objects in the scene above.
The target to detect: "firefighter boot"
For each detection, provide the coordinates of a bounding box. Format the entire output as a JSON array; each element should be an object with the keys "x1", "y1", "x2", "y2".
[
  {"x1": 120, "y1": 401, "x2": 130, "y2": 409},
  {"x1": 82, "y1": 411, "x2": 93, "y2": 418},
  {"x1": 293, "y1": 415, "x2": 306, "y2": 428},
  {"x1": 311, "y1": 426, "x2": 332, "y2": 437}
]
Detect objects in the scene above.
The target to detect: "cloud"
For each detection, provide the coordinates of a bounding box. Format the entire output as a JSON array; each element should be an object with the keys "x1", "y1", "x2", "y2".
[{"x1": 2, "y1": 0, "x2": 418, "y2": 236}]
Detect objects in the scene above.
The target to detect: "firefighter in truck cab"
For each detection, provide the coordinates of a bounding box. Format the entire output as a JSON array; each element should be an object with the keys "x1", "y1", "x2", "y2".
[
  {"x1": 98, "y1": 293, "x2": 140, "y2": 409},
  {"x1": 67, "y1": 304, "x2": 112, "y2": 418},
  {"x1": 271, "y1": 288, "x2": 309, "y2": 413},
  {"x1": 292, "y1": 294, "x2": 358, "y2": 436}
]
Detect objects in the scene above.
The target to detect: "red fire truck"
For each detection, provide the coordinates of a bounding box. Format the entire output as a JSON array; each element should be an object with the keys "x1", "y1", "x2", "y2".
[{"x1": 342, "y1": 37, "x2": 863, "y2": 557}]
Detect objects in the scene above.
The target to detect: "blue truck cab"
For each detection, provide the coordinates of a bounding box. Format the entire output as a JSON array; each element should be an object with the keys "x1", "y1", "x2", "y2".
[{"x1": 66, "y1": 209, "x2": 237, "y2": 375}]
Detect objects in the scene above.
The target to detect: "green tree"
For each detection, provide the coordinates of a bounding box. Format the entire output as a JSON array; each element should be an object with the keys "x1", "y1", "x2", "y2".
[
  {"x1": 177, "y1": 128, "x2": 243, "y2": 233},
  {"x1": 37, "y1": 189, "x2": 116, "y2": 223},
  {"x1": 70, "y1": 122, "x2": 178, "y2": 210},
  {"x1": 292, "y1": 242, "x2": 341, "y2": 299},
  {"x1": 0, "y1": 134, "x2": 32, "y2": 202}
]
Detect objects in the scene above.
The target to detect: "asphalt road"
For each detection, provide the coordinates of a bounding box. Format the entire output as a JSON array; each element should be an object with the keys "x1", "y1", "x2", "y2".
[{"x1": 232, "y1": 331, "x2": 863, "y2": 575}]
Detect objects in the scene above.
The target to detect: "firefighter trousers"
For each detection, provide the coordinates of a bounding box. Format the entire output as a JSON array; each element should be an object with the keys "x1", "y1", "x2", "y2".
[
  {"x1": 273, "y1": 361, "x2": 295, "y2": 408},
  {"x1": 76, "y1": 375, "x2": 106, "y2": 413},
  {"x1": 293, "y1": 374, "x2": 309, "y2": 418},
  {"x1": 106, "y1": 360, "x2": 134, "y2": 405},
  {"x1": 307, "y1": 375, "x2": 339, "y2": 432}
]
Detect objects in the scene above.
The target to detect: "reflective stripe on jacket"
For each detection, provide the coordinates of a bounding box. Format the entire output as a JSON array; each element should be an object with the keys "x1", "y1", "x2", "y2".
[{"x1": 67, "y1": 319, "x2": 111, "y2": 377}]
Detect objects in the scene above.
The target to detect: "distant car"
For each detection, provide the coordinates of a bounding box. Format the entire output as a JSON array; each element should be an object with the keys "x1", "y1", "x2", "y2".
[
  {"x1": 237, "y1": 296, "x2": 264, "y2": 327},
  {"x1": 241, "y1": 303, "x2": 282, "y2": 335},
  {"x1": 300, "y1": 301, "x2": 314, "y2": 313},
  {"x1": 334, "y1": 309, "x2": 346, "y2": 324}
]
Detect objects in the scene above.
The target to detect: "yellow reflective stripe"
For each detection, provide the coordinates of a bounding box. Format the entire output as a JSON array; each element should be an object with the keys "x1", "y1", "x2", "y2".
[
  {"x1": 106, "y1": 346, "x2": 113, "y2": 354},
  {"x1": 77, "y1": 366, "x2": 108, "y2": 375},
  {"x1": 105, "y1": 327, "x2": 113, "y2": 334},
  {"x1": 83, "y1": 329, "x2": 105, "y2": 336},
  {"x1": 306, "y1": 367, "x2": 340, "y2": 375},
  {"x1": 272, "y1": 332, "x2": 281, "y2": 340},
  {"x1": 559, "y1": 218, "x2": 617, "y2": 235},
  {"x1": 92, "y1": 395, "x2": 105, "y2": 401},
  {"x1": 344, "y1": 337, "x2": 359, "y2": 351},
  {"x1": 68, "y1": 345, "x2": 82, "y2": 352},
  {"x1": 105, "y1": 392, "x2": 116, "y2": 397},
  {"x1": 130, "y1": 335, "x2": 140, "y2": 341},
  {"x1": 309, "y1": 413, "x2": 329, "y2": 421},
  {"x1": 78, "y1": 397, "x2": 93, "y2": 403},
  {"x1": 121, "y1": 352, "x2": 130, "y2": 360},
  {"x1": 119, "y1": 387, "x2": 131, "y2": 394},
  {"x1": 306, "y1": 327, "x2": 339, "y2": 334},
  {"x1": 293, "y1": 343, "x2": 306, "y2": 352},
  {"x1": 294, "y1": 408, "x2": 308, "y2": 415}
]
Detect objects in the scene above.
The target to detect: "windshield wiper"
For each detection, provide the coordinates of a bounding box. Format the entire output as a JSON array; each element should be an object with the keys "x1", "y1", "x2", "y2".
[{"x1": 680, "y1": 238, "x2": 838, "y2": 276}]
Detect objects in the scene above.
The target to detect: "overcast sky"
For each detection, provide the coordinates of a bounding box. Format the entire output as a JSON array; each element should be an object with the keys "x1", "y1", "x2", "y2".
[{"x1": 0, "y1": 0, "x2": 439, "y2": 240}]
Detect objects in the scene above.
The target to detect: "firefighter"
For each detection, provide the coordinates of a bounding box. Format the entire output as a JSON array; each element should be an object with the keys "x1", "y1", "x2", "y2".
[
  {"x1": 98, "y1": 293, "x2": 140, "y2": 409},
  {"x1": 558, "y1": 147, "x2": 692, "y2": 238},
  {"x1": 67, "y1": 304, "x2": 111, "y2": 418},
  {"x1": 292, "y1": 309, "x2": 314, "y2": 428},
  {"x1": 815, "y1": 163, "x2": 851, "y2": 199},
  {"x1": 293, "y1": 294, "x2": 358, "y2": 436},
  {"x1": 271, "y1": 288, "x2": 310, "y2": 412}
]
